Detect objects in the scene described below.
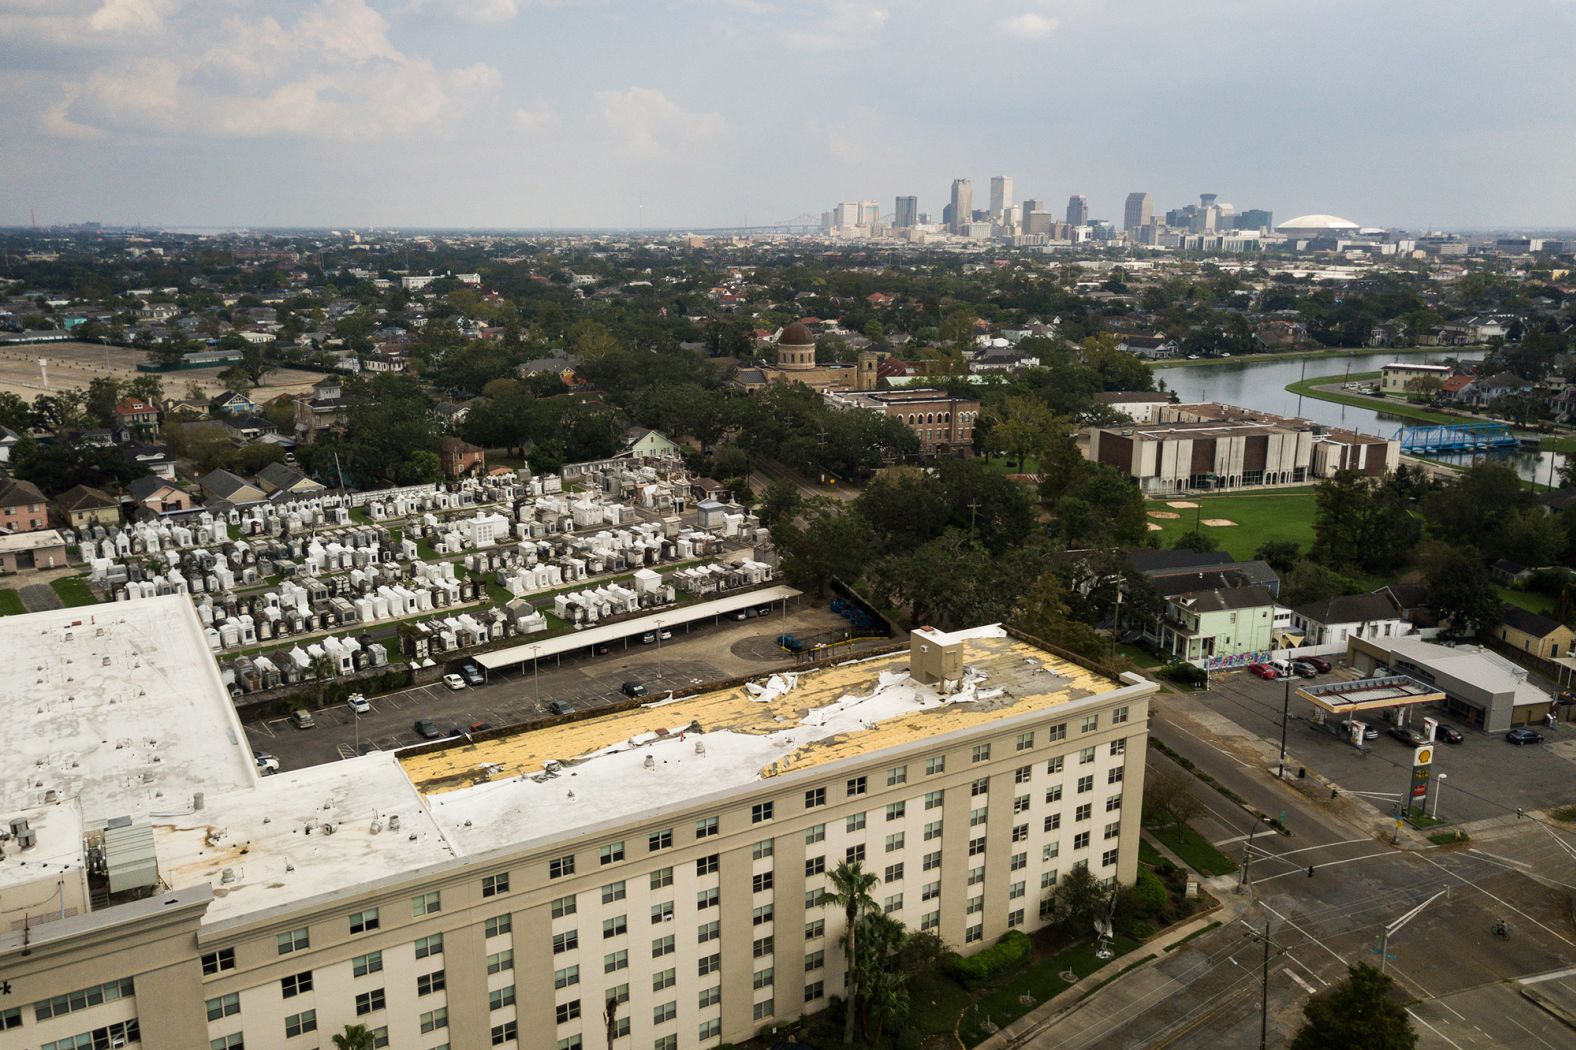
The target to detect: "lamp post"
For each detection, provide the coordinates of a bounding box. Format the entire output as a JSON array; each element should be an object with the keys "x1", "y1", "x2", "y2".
[
  {"x1": 654, "y1": 619, "x2": 664, "y2": 680},
  {"x1": 1277, "y1": 672, "x2": 1292, "y2": 779},
  {"x1": 1377, "y1": 886, "x2": 1449, "y2": 974},
  {"x1": 530, "y1": 644, "x2": 540, "y2": 705},
  {"x1": 1431, "y1": 773, "x2": 1447, "y2": 820}
]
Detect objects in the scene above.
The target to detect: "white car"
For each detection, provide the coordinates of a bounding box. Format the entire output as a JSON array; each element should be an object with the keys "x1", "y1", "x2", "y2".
[
  {"x1": 346, "y1": 693, "x2": 371, "y2": 714},
  {"x1": 253, "y1": 750, "x2": 280, "y2": 774},
  {"x1": 442, "y1": 673, "x2": 467, "y2": 691}
]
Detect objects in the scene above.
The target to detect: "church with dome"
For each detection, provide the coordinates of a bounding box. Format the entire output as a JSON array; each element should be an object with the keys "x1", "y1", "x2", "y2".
[{"x1": 735, "y1": 320, "x2": 880, "y2": 394}]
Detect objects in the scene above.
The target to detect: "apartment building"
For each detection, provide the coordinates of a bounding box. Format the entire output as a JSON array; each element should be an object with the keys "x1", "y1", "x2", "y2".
[{"x1": 0, "y1": 601, "x2": 1154, "y2": 1050}]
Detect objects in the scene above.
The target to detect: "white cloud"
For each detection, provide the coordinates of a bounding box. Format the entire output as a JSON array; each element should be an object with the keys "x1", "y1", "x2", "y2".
[
  {"x1": 87, "y1": 0, "x2": 181, "y2": 34},
  {"x1": 513, "y1": 101, "x2": 558, "y2": 134},
  {"x1": 1000, "y1": 11, "x2": 1058, "y2": 38},
  {"x1": 594, "y1": 86, "x2": 724, "y2": 158}
]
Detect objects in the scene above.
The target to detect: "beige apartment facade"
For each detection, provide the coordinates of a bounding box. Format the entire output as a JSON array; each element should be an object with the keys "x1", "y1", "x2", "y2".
[{"x1": 1, "y1": 617, "x2": 1153, "y2": 1050}]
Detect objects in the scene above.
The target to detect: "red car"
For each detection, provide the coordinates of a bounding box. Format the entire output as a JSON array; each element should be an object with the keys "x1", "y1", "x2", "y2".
[
  {"x1": 1296, "y1": 655, "x2": 1331, "y2": 673},
  {"x1": 1248, "y1": 662, "x2": 1279, "y2": 680}
]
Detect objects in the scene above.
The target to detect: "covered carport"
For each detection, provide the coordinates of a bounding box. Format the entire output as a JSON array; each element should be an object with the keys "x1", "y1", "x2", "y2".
[{"x1": 1296, "y1": 674, "x2": 1445, "y2": 746}]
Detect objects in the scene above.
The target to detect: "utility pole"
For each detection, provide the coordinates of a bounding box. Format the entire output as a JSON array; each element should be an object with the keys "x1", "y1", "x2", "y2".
[
  {"x1": 967, "y1": 499, "x2": 981, "y2": 533},
  {"x1": 1238, "y1": 817, "x2": 1262, "y2": 894},
  {"x1": 1260, "y1": 917, "x2": 1271, "y2": 1050},
  {"x1": 1277, "y1": 673, "x2": 1292, "y2": 779}
]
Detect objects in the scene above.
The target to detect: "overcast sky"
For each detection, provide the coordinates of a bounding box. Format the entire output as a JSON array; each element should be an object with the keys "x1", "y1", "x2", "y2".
[{"x1": 3, "y1": 0, "x2": 1574, "y2": 231}]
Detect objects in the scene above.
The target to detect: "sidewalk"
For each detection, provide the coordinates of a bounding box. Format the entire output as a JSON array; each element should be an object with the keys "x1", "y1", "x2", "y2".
[{"x1": 975, "y1": 892, "x2": 1250, "y2": 1050}]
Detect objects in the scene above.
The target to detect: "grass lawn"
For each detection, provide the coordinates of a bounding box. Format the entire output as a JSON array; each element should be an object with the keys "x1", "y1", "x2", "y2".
[
  {"x1": 1144, "y1": 489, "x2": 1319, "y2": 561},
  {"x1": 906, "y1": 974, "x2": 977, "y2": 1041},
  {"x1": 0, "y1": 589, "x2": 25, "y2": 616},
  {"x1": 50, "y1": 576, "x2": 100, "y2": 607},
  {"x1": 1138, "y1": 837, "x2": 1166, "y2": 869},
  {"x1": 1500, "y1": 587, "x2": 1557, "y2": 617},
  {"x1": 982, "y1": 453, "x2": 1044, "y2": 476},
  {"x1": 1148, "y1": 820, "x2": 1239, "y2": 877},
  {"x1": 1116, "y1": 643, "x2": 1164, "y2": 669},
  {"x1": 959, "y1": 935, "x2": 1139, "y2": 1046}
]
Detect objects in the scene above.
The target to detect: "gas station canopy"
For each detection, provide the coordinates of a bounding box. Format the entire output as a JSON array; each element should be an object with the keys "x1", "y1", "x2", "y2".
[{"x1": 1296, "y1": 674, "x2": 1445, "y2": 715}]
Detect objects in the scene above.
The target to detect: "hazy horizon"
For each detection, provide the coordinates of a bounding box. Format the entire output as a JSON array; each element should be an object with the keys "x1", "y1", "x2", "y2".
[{"x1": 4, "y1": 1, "x2": 1574, "y2": 231}]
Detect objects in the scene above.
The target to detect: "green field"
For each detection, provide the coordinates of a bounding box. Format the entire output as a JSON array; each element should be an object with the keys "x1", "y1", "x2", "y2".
[
  {"x1": 1145, "y1": 489, "x2": 1318, "y2": 561},
  {"x1": 0, "y1": 589, "x2": 25, "y2": 616},
  {"x1": 1147, "y1": 820, "x2": 1239, "y2": 877},
  {"x1": 1499, "y1": 586, "x2": 1557, "y2": 617},
  {"x1": 50, "y1": 576, "x2": 100, "y2": 607}
]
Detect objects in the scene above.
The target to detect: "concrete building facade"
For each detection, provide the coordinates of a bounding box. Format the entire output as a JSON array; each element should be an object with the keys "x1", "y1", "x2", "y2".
[{"x1": 823, "y1": 387, "x2": 980, "y2": 455}]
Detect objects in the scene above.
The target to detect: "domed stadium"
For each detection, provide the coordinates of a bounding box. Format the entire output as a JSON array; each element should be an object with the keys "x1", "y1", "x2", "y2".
[{"x1": 1276, "y1": 214, "x2": 1361, "y2": 238}]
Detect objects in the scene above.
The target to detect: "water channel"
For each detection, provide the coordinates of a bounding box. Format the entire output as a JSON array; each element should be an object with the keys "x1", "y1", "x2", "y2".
[{"x1": 1151, "y1": 351, "x2": 1565, "y2": 485}]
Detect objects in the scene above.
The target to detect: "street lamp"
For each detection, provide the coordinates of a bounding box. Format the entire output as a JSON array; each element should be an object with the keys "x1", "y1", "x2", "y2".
[
  {"x1": 1376, "y1": 887, "x2": 1449, "y2": 974},
  {"x1": 529, "y1": 644, "x2": 540, "y2": 705},
  {"x1": 1277, "y1": 672, "x2": 1292, "y2": 780},
  {"x1": 654, "y1": 619, "x2": 664, "y2": 680},
  {"x1": 1431, "y1": 773, "x2": 1447, "y2": 820}
]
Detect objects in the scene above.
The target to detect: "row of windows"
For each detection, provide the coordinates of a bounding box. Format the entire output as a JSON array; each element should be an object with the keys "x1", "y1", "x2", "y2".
[
  {"x1": 546, "y1": 717, "x2": 1132, "y2": 879},
  {"x1": 33, "y1": 978, "x2": 134, "y2": 1022},
  {"x1": 41, "y1": 1020, "x2": 140, "y2": 1050}
]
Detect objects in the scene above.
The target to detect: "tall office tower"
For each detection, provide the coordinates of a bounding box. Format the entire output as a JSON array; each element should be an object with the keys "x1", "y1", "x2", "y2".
[
  {"x1": 1020, "y1": 199, "x2": 1043, "y2": 226},
  {"x1": 1196, "y1": 193, "x2": 1219, "y2": 232},
  {"x1": 894, "y1": 196, "x2": 918, "y2": 228},
  {"x1": 1123, "y1": 192, "x2": 1153, "y2": 232},
  {"x1": 989, "y1": 175, "x2": 1013, "y2": 220},
  {"x1": 1237, "y1": 208, "x2": 1273, "y2": 231},
  {"x1": 949, "y1": 178, "x2": 972, "y2": 233},
  {"x1": 1066, "y1": 194, "x2": 1088, "y2": 227},
  {"x1": 857, "y1": 200, "x2": 880, "y2": 228},
  {"x1": 832, "y1": 202, "x2": 860, "y2": 229}
]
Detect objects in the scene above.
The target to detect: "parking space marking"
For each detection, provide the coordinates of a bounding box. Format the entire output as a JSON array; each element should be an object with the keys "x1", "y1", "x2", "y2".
[{"x1": 1283, "y1": 966, "x2": 1316, "y2": 995}]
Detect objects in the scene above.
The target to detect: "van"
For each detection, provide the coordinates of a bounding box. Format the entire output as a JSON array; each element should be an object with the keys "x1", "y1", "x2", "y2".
[{"x1": 290, "y1": 709, "x2": 316, "y2": 729}]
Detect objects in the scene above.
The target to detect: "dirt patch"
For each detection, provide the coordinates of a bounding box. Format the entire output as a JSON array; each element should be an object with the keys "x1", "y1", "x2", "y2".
[
  {"x1": 1166, "y1": 500, "x2": 1200, "y2": 508},
  {"x1": 1201, "y1": 518, "x2": 1237, "y2": 527},
  {"x1": 0, "y1": 342, "x2": 321, "y2": 400},
  {"x1": 1147, "y1": 523, "x2": 1163, "y2": 531},
  {"x1": 1147, "y1": 511, "x2": 1181, "y2": 520}
]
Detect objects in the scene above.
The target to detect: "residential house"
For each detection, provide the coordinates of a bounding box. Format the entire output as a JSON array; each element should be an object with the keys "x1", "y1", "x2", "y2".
[
  {"x1": 0, "y1": 477, "x2": 50, "y2": 533},
  {"x1": 0, "y1": 529, "x2": 69, "y2": 573},
  {"x1": 1495, "y1": 605, "x2": 1574, "y2": 661},
  {"x1": 294, "y1": 376, "x2": 348, "y2": 445},
  {"x1": 1116, "y1": 333, "x2": 1180, "y2": 360},
  {"x1": 1367, "y1": 321, "x2": 1409, "y2": 347},
  {"x1": 0, "y1": 426, "x2": 19, "y2": 465},
  {"x1": 1290, "y1": 592, "x2": 1411, "y2": 648},
  {"x1": 1371, "y1": 583, "x2": 1434, "y2": 627},
  {"x1": 1463, "y1": 371, "x2": 1532, "y2": 408},
  {"x1": 1489, "y1": 558, "x2": 1535, "y2": 586},
  {"x1": 438, "y1": 437, "x2": 486, "y2": 478},
  {"x1": 122, "y1": 441, "x2": 176, "y2": 480},
  {"x1": 255, "y1": 462, "x2": 325, "y2": 497},
  {"x1": 1253, "y1": 319, "x2": 1308, "y2": 352},
  {"x1": 433, "y1": 400, "x2": 471, "y2": 428},
  {"x1": 1159, "y1": 585, "x2": 1277, "y2": 665},
  {"x1": 210, "y1": 390, "x2": 258, "y2": 416},
  {"x1": 622, "y1": 427, "x2": 683, "y2": 461},
  {"x1": 112, "y1": 396, "x2": 160, "y2": 432},
  {"x1": 198, "y1": 469, "x2": 266, "y2": 505},
  {"x1": 56, "y1": 484, "x2": 121, "y2": 530},
  {"x1": 128, "y1": 475, "x2": 192, "y2": 515}
]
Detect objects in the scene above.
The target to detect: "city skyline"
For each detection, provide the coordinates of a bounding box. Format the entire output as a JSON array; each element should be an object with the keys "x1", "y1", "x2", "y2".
[{"x1": 2, "y1": 1, "x2": 1575, "y2": 230}]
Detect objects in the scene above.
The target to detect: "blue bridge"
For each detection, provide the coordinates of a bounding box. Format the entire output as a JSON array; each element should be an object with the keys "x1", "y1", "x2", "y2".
[{"x1": 1394, "y1": 422, "x2": 1520, "y2": 455}]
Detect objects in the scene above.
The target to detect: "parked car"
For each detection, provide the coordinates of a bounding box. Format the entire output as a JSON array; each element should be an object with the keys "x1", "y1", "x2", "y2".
[
  {"x1": 1338, "y1": 719, "x2": 1379, "y2": 741},
  {"x1": 414, "y1": 718, "x2": 441, "y2": 740},
  {"x1": 356, "y1": 742, "x2": 380, "y2": 756},
  {"x1": 1435, "y1": 724, "x2": 1464, "y2": 744},
  {"x1": 290, "y1": 709, "x2": 316, "y2": 729},
  {"x1": 1297, "y1": 656, "x2": 1331, "y2": 674},
  {"x1": 757, "y1": 605, "x2": 772, "y2": 617},
  {"x1": 1388, "y1": 725, "x2": 1428, "y2": 746},
  {"x1": 468, "y1": 721, "x2": 493, "y2": 733},
  {"x1": 1285, "y1": 661, "x2": 1317, "y2": 678},
  {"x1": 621, "y1": 681, "x2": 648, "y2": 698},
  {"x1": 1505, "y1": 727, "x2": 1545, "y2": 746},
  {"x1": 345, "y1": 693, "x2": 370, "y2": 714},
  {"x1": 731, "y1": 610, "x2": 748, "y2": 621},
  {"x1": 593, "y1": 643, "x2": 611, "y2": 656},
  {"x1": 658, "y1": 628, "x2": 673, "y2": 640},
  {"x1": 1247, "y1": 663, "x2": 1279, "y2": 680},
  {"x1": 459, "y1": 662, "x2": 485, "y2": 687},
  {"x1": 253, "y1": 750, "x2": 280, "y2": 773},
  {"x1": 442, "y1": 673, "x2": 466, "y2": 691},
  {"x1": 548, "y1": 700, "x2": 575, "y2": 716},
  {"x1": 640, "y1": 631, "x2": 657, "y2": 644}
]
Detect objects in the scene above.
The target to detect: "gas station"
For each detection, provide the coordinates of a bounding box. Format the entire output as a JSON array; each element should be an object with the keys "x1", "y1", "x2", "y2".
[{"x1": 1295, "y1": 673, "x2": 1446, "y2": 746}]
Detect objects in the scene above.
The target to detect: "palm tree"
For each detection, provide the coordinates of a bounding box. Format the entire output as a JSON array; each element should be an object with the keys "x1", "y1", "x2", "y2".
[
  {"x1": 825, "y1": 859, "x2": 879, "y2": 1045},
  {"x1": 332, "y1": 1024, "x2": 376, "y2": 1050}
]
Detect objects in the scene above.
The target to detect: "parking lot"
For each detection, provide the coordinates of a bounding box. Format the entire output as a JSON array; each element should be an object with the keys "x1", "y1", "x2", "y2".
[
  {"x1": 1204, "y1": 667, "x2": 1576, "y2": 823},
  {"x1": 247, "y1": 602, "x2": 881, "y2": 771}
]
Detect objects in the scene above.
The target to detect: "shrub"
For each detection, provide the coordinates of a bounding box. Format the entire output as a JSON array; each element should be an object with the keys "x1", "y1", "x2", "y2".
[
  {"x1": 1157, "y1": 662, "x2": 1208, "y2": 688},
  {"x1": 946, "y1": 930, "x2": 1032, "y2": 985},
  {"x1": 1129, "y1": 869, "x2": 1167, "y2": 917}
]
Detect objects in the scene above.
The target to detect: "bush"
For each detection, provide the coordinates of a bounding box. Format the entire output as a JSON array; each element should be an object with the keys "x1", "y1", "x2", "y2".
[
  {"x1": 1129, "y1": 869, "x2": 1167, "y2": 917},
  {"x1": 1157, "y1": 662, "x2": 1208, "y2": 688},
  {"x1": 946, "y1": 930, "x2": 1032, "y2": 985}
]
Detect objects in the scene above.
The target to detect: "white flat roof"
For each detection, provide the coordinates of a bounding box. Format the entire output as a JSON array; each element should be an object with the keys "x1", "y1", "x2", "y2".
[
  {"x1": 0, "y1": 529, "x2": 67, "y2": 553},
  {"x1": 0, "y1": 595, "x2": 256, "y2": 822},
  {"x1": 0, "y1": 799, "x2": 85, "y2": 894},
  {"x1": 475, "y1": 585, "x2": 801, "y2": 671}
]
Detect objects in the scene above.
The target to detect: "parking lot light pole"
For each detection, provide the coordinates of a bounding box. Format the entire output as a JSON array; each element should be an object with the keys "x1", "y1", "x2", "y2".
[
  {"x1": 1431, "y1": 773, "x2": 1447, "y2": 820},
  {"x1": 655, "y1": 620, "x2": 664, "y2": 680},
  {"x1": 530, "y1": 645, "x2": 540, "y2": 705}
]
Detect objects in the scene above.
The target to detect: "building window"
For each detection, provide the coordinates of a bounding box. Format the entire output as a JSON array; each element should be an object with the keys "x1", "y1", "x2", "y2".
[
  {"x1": 806, "y1": 917, "x2": 826, "y2": 939},
  {"x1": 965, "y1": 923, "x2": 984, "y2": 944},
  {"x1": 887, "y1": 764, "x2": 908, "y2": 786},
  {"x1": 886, "y1": 832, "x2": 905, "y2": 852},
  {"x1": 1008, "y1": 908, "x2": 1025, "y2": 928},
  {"x1": 1082, "y1": 714, "x2": 1099, "y2": 732},
  {"x1": 1112, "y1": 706, "x2": 1129, "y2": 724},
  {"x1": 921, "y1": 911, "x2": 940, "y2": 932},
  {"x1": 1045, "y1": 812, "x2": 1062, "y2": 832},
  {"x1": 924, "y1": 820, "x2": 943, "y2": 841},
  {"x1": 753, "y1": 903, "x2": 775, "y2": 926},
  {"x1": 753, "y1": 967, "x2": 775, "y2": 989},
  {"x1": 972, "y1": 743, "x2": 992, "y2": 763},
  {"x1": 805, "y1": 822, "x2": 826, "y2": 844},
  {"x1": 353, "y1": 951, "x2": 383, "y2": 977},
  {"x1": 1011, "y1": 852, "x2": 1028, "y2": 871},
  {"x1": 696, "y1": 854, "x2": 720, "y2": 876},
  {"x1": 212, "y1": 1034, "x2": 243, "y2": 1050},
  {"x1": 417, "y1": 970, "x2": 446, "y2": 996},
  {"x1": 555, "y1": 965, "x2": 580, "y2": 989},
  {"x1": 555, "y1": 1000, "x2": 581, "y2": 1024},
  {"x1": 1046, "y1": 784, "x2": 1063, "y2": 804},
  {"x1": 206, "y1": 993, "x2": 240, "y2": 1021},
  {"x1": 847, "y1": 775, "x2": 867, "y2": 797},
  {"x1": 491, "y1": 985, "x2": 518, "y2": 1010},
  {"x1": 698, "y1": 920, "x2": 721, "y2": 944},
  {"x1": 847, "y1": 811, "x2": 867, "y2": 832},
  {"x1": 1109, "y1": 767, "x2": 1125, "y2": 784},
  {"x1": 1074, "y1": 831, "x2": 1091, "y2": 850},
  {"x1": 654, "y1": 1037, "x2": 678, "y2": 1050},
  {"x1": 886, "y1": 800, "x2": 906, "y2": 821},
  {"x1": 922, "y1": 881, "x2": 941, "y2": 901},
  {"x1": 699, "y1": 953, "x2": 721, "y2": 976},
  {"x1": 652, "y1": 901, "x2": 675, "y2": 924},
  {"x1": 605, "y1": 948, "x2": 629, "y2": 973},
  {"x1": 1012, "y1": 823, "x2": 1029, "y2": 843},
  {"x1": 1105, "y1": 820, "x2": 1121, "y2": 841},
  {"x1": 416, "y1": 933, "x2": 444, "y2": 959},
  {"x1": 551, "y1": 894, "x2": 577, "y2": 919},
  {"x1": 653, "y1": 1001, "x2": 678, "y2": 1024},
  {"x1": 924, "y1": 790, "x2": 944, "y2": 810},
  {"x1": 923, "y1": 850, "x2": 941, "y2": 871},
  {"x1": 752, "y1": 838, "x2": 774, "y2": 860},
  {"x1": 1014, "y1": 765, "x2": 1033, "y2": 784},
  {"x1": 201, "y1": 948, "x2": 236, "y2": 976},
  {"x1": 355, "y1": 988, "x2": 386, "y2": 1016},
  {"x1": 549, "y1": 854, "x2": 576, "y2": 879},
  {"x1": 1044, "y1": 841, "x2": 1061, "y2": 861},
  {"x1": 604, "y1": 915, "x2": 628, "y2": 939},
  {"x1": 652, "y1": 935, "x2": 675, "y2": 958},
  {"x1": 491, "y1": 1021, "x2": 518, "y2": 1046},
  {"x1": 753, "y1": 999, "x2": 773, "y2": 1023},
  {"x1": 653, "y1": 968, "x2": 676, "y2": 991},
  {"x1": 1080, "y1": 746, "x2": 1096, "y2": 765},
  {"x1": 649, "y1": 828, "x2": 673, "y2": 851},
  {"x1": 1078, "y1": 775, "x2": 1094, "y2": 794},
  {"x1": 1106, "y1": 795, "x2": 1123, "y2": 813},
  {"x1": 846, "y1": 844, "x2": 866, "y2": 864},
  {"x1": 697, "y1": 887, "x2": 720, "y2": 910},
  {"x1": 884, "y1": 893, "x2": 903, "y2": 914},
  {"x1": 968, "y1": 867, "x2": 985, "y2": 887},
  {"x1": 651, "y1": 867, "x2": 674, "y2": 890},
  {"x1": 753, "y1": 871, "x2": 775, "y2": 893},
  {"x1": 925, "y1": 755, "x2": 946, "y2": 775},
  {"x1": 704, "y1": 1015, "x2": 726, "y2": 1038},
  {"x1": 553, "y1": 931, "x2": 579, "y2": 954},
  {"x1": 1047, "y1": 722, "x2": 1067, "y2": 742},
  {"x1": 1016, "y1": 731, "x2": 1034, "y2": 752},
  {"x1": 285, "y1": 1009, "x2": 317, "y2": 1038},
  {"x1": 483, "y1": 873, "x2": 510, "y2": 897},
  {"x1": 1046, "y1": 755, "x2": 1064, "y2": 774},
  {"x1": 412, "y1": 891, "x2": 441, "y2": 917},
  {"x1": 348, "y1": 908, "x2": 380, "y2": 934},
  {"x1": 884, "y1": 862, "x2": 905, "y2": 883},
  {"x1": 753, "y1": 935, "x2": 775, "y2": 958},
  {"x1": 696, "y1": 816, "x2": 719, "y2": 839},
  {"x1": 280, "y1": 971, "x2": 313, "y2": 998},
  {"x1": 805, "y1": 786, "x2": 826, "y2": 808},
  {"x1": 559, "y1": 1036, "x2": 582, "y2": 1050},
  {"x1": 489, "y1": 949, "x2": 514, "y2": 974},
  {"x1": 1014, "y1": 794, "x2": 1030, "y2": 814},
  {"x1": 1076, "y1": 803, "x2": 1092, "y2": 821},
  {"x1": 1103, "y1": 848, "x2": 1120, "y2": 867},
  {"x1": 806, "y1": 854, "x2": 826, "y2": 876},
  {"x1": 752, "y1": 801, "x2": 774, "y2": 824},
  {"x1": 699, "y1": 985, "x2": 721, "y2": 1008},
  {"x1": 971, "y1": 777, "x2": 989, "y2": 797},
  {"x1": 968, "y1": 836, "x2": 986, "y2": 857},
  {"x1": 600, "y1": 841, "x2": 626, "y2": 865},
  {"x1": 970, "y1": 807, "x2": 988, "y2": 828},
  {"x1": 277, "y1": 927, "x2": 310, "y2": 955},
  {"x1": 1110, "y1": 738, "x2": 1127, "y2": 757},
  {"x1": 602, "y1": 880, "x2": 627, "y2": 904},
  {"x1": 805, "y1": 981, "x2": 825, "y2": 1002}
]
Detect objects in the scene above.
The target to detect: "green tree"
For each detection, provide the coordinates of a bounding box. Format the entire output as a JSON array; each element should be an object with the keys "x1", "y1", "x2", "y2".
[
  {"x1": 777, "y1": 506, "x2": 875, "y2": 598},
  {"x1": 824, "y1": 860, "x2": 879, "y2": 1046},
  {"x1": 85, "y1": 375, "x2": 122, "y2": 427},
  {"x1": 1255, "y1": 540, "x2": 1301, "y2": 573},
  {"x1": 1419, "y1": 541, "x2": 1501, "y2": 638},
  {"x1": 332, "y1": 1025, "x2": 377, "y2": 1050},
  {"x1": 982, "y1": 393, "x2": 1057, "y2": 469},
  {"x1": 1501, "y1": 507, "x2": 1565, "y2": 566},
  {"x1": 1048, "y1": 864, "x2": 1110, "y2": 937},
  {"x1": 1290, "y1": 963, "x2": 1417, "y2": 1050},
  {"x1": 757, "y1": 478, "x2": 801, "y2": 528},
  {"x1": 1170, "y1": 527, "x2": 1219, "y2": 553}
]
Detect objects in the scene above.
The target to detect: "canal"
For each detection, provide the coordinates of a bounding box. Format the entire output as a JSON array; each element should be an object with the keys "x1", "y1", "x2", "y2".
[{"x1": 1151, "y1": 351, "x2": 1564, "y2": 485}]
